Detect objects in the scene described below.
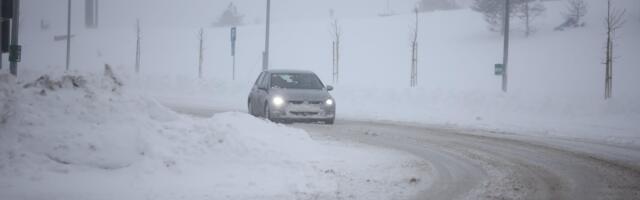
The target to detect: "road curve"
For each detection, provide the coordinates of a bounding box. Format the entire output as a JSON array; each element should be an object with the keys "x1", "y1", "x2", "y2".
[
  {"x1": 167, "y1": 104, "x2": 640, "y2": 199},
  {"x1": 293, "y1": 120, "x2": 640, "y2": 200}
]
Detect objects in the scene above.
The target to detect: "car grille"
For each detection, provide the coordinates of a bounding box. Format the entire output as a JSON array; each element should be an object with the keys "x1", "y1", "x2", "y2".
[
  {"x1": 288, "y1": 100, "x2": 323, "y2": 105},
  {"x1": 290, "y1": 111, "x2": 319, "y2": 116}
]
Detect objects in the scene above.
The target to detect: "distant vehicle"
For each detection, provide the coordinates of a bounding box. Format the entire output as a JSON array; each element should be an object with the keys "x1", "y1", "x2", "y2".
[{"x1": 248, "y1": 70, "x2": 336, "y2": 124}]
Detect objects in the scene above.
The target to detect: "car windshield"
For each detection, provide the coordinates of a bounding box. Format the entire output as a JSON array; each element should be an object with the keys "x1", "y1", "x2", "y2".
[{"x1": 270, "y1": 73, "x2": 324, "y2": 90}]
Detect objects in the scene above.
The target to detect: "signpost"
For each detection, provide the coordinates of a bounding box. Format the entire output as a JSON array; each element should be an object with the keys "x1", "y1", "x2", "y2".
[{"x1": 230, "y1": 27, "x2": 237, "y2": 80}]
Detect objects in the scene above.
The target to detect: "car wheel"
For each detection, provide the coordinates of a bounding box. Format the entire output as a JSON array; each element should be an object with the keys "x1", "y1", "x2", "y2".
[{"x1": 248, "y1": 100, "x2": 254, "y2": 116}]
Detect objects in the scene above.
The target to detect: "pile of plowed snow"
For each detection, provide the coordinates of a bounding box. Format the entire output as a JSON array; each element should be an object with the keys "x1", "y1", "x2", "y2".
[{"x1": 0, "y1": 68, "x2": 429, "y2": 200}]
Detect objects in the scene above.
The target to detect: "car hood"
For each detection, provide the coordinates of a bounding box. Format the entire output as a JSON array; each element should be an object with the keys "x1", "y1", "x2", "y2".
[{"x1": 270, "y1": 88, "x2": 332, "y2": 101}]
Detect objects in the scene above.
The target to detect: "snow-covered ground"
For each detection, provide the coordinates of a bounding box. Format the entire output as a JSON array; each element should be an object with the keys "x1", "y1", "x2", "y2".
[
  {"x1": 8, "y1": 0, "x2": 640, "y2": 147},
  {"x1": 0, "y1": 71, "x2": 429, "y2": 199},
  {"x1": 1, "y1": 0, "x2": 639, "y2": 198}
]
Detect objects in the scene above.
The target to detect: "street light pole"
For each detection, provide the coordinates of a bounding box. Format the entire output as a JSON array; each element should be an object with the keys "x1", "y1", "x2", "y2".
[
  {"x1": 9, "y1": 0, "x2": 19, "y2": 76},
  {"x1": 502, "y1": 0, "x2": 510, "y2": 92},
  {"x1": 66, "y1": 0, "x2": 72, "y2": 71},
  {"x1": 262, "y1": 0, "x2": 271, "y2": 71}
]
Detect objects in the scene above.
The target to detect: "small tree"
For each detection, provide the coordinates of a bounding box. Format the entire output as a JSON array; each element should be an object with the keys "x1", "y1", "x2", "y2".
[
  {"x1": 198, "y1": 28, "x2": 204, "y2": 79},
  {"x1": 135, "y1": 19, "x2": 141, "y2": 74},
  {"x1": 517, "y1": 0, "x2": 545, "y2": 37},
  {"x1": 410, "y1": 7, "x2": 419, "y2": 87},
  {"x1": 603, "y1": 0, "x2": 625, "y2": 99},
  {"x1": 331, "y1": 19, "x2": 341, "y2": 84},
  {"x1": 418, "y1": 0, "x2": 458, "y2": 12},
  {"x1": 555, "y1": 0, "x2": 588, "y2": 31},
  {"x1": 214, "y1": 3, "x2": 243, "y2": 27}
]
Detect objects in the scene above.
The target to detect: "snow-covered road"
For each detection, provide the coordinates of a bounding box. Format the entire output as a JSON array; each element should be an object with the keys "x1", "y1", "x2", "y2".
[
  {"x1": 172, "y1": 104, "x2": 640, "y2": 199},
  {"x1": 296, "y1": 121, "x2": 640, "y2": 199}
]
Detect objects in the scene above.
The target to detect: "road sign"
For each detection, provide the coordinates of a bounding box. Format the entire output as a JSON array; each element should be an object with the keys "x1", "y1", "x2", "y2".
[
  {"x1": 230, "y1": 27, "x2": 236, "y2": 56},
  {"x1": 495, "y1": 64, "x2": 504, "y2": 75}
]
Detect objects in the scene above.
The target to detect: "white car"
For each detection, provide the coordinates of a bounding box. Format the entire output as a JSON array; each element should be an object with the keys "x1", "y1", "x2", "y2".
[{"x1": 247, "y1": 70, "x2": 336, "y2": 124}]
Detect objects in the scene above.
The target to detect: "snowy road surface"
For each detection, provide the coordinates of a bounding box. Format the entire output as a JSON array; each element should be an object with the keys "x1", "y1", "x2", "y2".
[{"x1": 171, "y1": 103, "x2": 640, "y2": 199}]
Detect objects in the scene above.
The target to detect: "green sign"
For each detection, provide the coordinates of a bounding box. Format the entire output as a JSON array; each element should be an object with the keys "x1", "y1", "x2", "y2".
[
  {"x1": 494, "y1": 64, "x2": 504, "y2": 75},
  {"x1": 9, "y1": 45, "x2": 21, "y2": 62}
]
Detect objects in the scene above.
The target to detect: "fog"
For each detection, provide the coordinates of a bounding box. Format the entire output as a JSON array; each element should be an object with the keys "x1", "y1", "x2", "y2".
[{"x1": 24, "y1": 0, "x2": 455, "y2": 30}]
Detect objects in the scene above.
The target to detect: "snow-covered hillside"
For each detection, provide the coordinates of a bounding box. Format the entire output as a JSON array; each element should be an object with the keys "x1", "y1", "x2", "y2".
[{"x1": 12, "y1": 0, "x2": 640, "y2": 145}]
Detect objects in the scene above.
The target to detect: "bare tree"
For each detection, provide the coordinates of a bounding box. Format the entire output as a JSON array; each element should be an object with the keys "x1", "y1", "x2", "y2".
[
  {"x1": 198, "y1": 28, "x2": 204, "y2": 79},
  {"x1": 518, "y1": 0, "x2": 545, "y2": 37},
  {"x1": 567, "y1": 0, "x2": 587, "y2": 25},
  {"x1": 410, "y1": 7, "x2": 419, "y2": 87},
  {"x1": 472, "y1": 0, "x2": 522, "y2": 34},
  {"x1": 135, "y1": 19, "x2": 141, "y2": 74},
  {"x1": 603, "y1": 0, "x2": 625, "y2": 99},
  {"x1": 331, "y1": 19, "x2": 341, "y2": 84},
  {"x1": 555, "y1": 0, "x2": 588, "y2": 31}
]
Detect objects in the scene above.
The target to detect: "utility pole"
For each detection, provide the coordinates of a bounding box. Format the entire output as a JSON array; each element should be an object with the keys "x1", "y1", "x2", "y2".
[
  {"x1": 332, "y1": 41, "x2": 335, "y2": 83},
  {"x1": 502, "y1": 0, "x2": 510, "y2": 92},
  {"x1": 65, "y1": 0, "x2": 71, "y2": 72},
  {"x1": 262, "y1": 0, "x2": 271, "y2": 71},
  {"x1": 9, "y1": 0, "x2": 19, "y2": 76},
  {"x1": 0, "y1": 2, "x2": 3, "y2": 71}
]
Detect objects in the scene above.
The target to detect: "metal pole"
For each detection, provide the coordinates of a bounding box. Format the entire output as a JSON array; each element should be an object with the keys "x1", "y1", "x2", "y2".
[
  {"x1": 9, "y1": 0, "x2": 19, "y2": 76},
  {"x1": 262, "y1": 0, "x2": 271, "y2": 71},
  {"x1": 332, "y1": 41, "x2": 335, "y2": 84},
  {"x1": 502, "y1": 0, "x2": 510, "y2": 92},
  {"x1": 66, "y1": 0, "x2": 71, "y2": 72},
  {"x1": 233, "y1": 53, "x2": 236, "y2": 80}
]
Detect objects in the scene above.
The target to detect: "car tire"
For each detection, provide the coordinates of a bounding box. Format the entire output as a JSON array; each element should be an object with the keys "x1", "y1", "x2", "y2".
[{"x1": 248, "y1": 100, "x2": 254, "y2": 116}]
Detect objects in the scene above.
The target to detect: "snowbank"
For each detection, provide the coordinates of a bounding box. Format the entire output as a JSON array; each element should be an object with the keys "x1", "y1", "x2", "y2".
[{"x1": 0, "y1": 69, "x2": 428, "y2": 199}]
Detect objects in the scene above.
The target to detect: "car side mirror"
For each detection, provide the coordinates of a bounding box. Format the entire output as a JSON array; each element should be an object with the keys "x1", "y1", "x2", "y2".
[
  {"x1": 326, "y1": 85, "x2": 334, "y2": 91},
  {"x1": 258, "y1": 85, "x2": 268, "y2": 91}
]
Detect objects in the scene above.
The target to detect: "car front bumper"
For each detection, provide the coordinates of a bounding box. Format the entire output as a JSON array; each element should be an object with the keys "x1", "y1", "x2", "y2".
[{"x1": 268, "y1": 103, "x2": 335, "y2": 121}]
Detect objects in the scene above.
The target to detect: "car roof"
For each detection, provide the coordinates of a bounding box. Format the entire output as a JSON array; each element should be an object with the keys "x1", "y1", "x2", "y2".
[{"x1": 266, "y1": 69, "x2": 315, "y2": 74}]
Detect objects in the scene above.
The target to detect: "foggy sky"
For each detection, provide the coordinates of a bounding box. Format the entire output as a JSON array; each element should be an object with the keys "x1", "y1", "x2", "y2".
[{"x1": 23, "y1": 0, "x2": 473, "y2": 31}]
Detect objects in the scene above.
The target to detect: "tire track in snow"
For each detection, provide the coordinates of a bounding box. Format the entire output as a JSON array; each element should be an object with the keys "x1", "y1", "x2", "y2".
[{"x1": 296, "y1": 120, "x2": 640, "y2": 200}]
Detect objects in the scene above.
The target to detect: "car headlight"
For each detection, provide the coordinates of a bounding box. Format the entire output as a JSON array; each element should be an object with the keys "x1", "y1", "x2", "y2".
[
  {"x1": 325, "y1": 99, "x2": 334, "y2": 106},
  {"x1": 272, "y1": 96, "x2": 285, "y2": 106}
]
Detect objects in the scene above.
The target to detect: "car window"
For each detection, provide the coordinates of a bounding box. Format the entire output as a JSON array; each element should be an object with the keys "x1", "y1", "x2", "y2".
[
  {"x1": 254, "y1": 72, "x2": 265, "y2": 86},
  {"x1": 260, "y1": 72, "x2": 270, "y2": 88},
  {"x1": 270, "y1": 73, "x2": 324, "y2": 90}
]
